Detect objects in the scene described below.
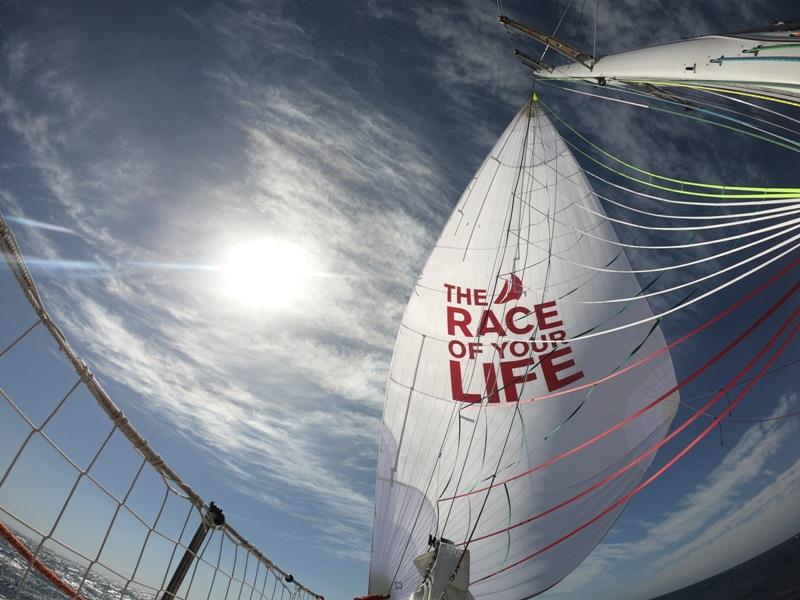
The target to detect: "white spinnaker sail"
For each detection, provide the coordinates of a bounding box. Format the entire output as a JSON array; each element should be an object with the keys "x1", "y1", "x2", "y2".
[
  {"x1": 539, "y1": 24, "x2": 800, "y2": 101},
  {"x1": 369, "y1": 102, "x2": 680, "y2": 599}
]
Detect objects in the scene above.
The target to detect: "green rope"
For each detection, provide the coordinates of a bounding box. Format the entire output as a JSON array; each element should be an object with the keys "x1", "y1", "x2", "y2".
[
  {"x1": 540, "y1": 100, "x2": 800, "y2": 197},
  {"x1": 744, "y1": 43, "x2": 800, "y2": 54}
]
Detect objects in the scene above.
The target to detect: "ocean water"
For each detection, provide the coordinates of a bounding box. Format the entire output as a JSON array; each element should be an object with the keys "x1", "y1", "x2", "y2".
[
  {"x1": 0, "y1": 532, "x2": 149, "y2": 600},
  {"x1": 651, "y1": 533, "x2": 800, "y2": 600},
  {"x1": 3, "y1": 527, "x2": 800, "y2": 599}
]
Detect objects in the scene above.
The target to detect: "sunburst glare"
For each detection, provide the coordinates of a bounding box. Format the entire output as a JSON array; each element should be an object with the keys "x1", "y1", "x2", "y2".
[{"x1": 224, "y1": 238, "x2": 311, "y2": 309}]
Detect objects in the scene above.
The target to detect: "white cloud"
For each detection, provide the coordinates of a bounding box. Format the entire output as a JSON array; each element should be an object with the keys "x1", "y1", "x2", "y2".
[
  {"x1": 2, "y1": 0, "x2": 796, "y2": 587},
  {"x1": 637, "y1": 454, "x2": 800, "y2": 598},
  {"x1": 0, "y1": 0, "x2": 456, "y2": 564},
  {"x1": 547, "y1": 392, "x2": 800, "y2": 598}
]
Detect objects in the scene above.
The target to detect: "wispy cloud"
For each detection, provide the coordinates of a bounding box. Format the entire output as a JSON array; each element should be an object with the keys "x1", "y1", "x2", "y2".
[
  {"x1": 1, "y1": 1, "x2": 796, "y2": 592},
  {"x1": 0, "y1": 0, "x2": 457, "y2": 564},
  {"x1": 549, "y1": 392, "x2": 800, "y2": 598}
]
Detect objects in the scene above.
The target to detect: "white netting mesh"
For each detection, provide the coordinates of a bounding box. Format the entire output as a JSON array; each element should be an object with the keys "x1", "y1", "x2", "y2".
[{"x1": 0, "y1": 216, "x2": 322, "y2": 600}]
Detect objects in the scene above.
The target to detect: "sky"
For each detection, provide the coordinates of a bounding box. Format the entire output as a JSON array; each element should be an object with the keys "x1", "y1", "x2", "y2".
[{"x1": 0, "y1": 1, "x2": 798, "y2": 600}]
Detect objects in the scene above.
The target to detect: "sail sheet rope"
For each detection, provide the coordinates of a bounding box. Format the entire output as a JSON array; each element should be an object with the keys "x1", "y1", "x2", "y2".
[
  {"x1": 0, "y1": 216, "x2": 322, "y2": 600},
  {"x1": 454, "y1": 299, "x2": 800, "y2": 545},
  {"x1": 471, "y1": 308, "x2": 800, "y2": 584},
  {"x1": 438, "y1": 263, "x2": 800, "y2": 503},
  {"x1": 542, "y1": 99, "x2": 800, "y2": 195}
]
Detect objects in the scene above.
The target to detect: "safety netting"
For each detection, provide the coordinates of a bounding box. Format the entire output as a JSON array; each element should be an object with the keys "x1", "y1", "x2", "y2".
[{"x1": 0, "y1": 217, "x2": 322, "y2": 600}]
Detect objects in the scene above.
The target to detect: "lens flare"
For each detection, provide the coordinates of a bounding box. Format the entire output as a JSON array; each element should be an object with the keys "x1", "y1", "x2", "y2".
[{"x1": 224, "y1": 239, "x2": 311, "y2": 308}]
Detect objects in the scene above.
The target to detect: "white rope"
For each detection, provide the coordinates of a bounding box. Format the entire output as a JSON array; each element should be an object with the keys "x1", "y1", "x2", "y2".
[
  {"x1": 565, "y1": 239, "x2": 800, "y2": 342},
  {"x1": 574, "y1": 202, "x2": 800, "y2": 232},
  {"x1": 593, "y1": 192, "x2": 800, "y2": 221}
]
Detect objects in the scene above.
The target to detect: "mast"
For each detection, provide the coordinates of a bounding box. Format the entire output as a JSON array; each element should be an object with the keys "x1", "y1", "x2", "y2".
[{"x1": 499, "y1": 15, "x2": 595, "y2": 69}]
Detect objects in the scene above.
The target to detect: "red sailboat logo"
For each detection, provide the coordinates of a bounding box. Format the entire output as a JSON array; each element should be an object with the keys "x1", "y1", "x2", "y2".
[{"x1": 494, "y1": 273, "x2": 524, "y2": 304}]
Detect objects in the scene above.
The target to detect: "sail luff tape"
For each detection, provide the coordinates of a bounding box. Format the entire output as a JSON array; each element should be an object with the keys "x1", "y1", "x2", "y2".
[
  {"x1": 541, "y1": 101, "x2": 800, "y2": 193},
  {"x1": 0, "y1": 214, "x2": 320, "y2": 598}
]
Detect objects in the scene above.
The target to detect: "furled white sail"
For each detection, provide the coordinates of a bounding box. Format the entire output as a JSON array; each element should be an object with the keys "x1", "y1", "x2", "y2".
[
  {"x1": 539, "y1": 22, "x2": 800, "y2": 101},
  {"x1": 368, "y1": 101, "x2": 680, "y2": 599}
]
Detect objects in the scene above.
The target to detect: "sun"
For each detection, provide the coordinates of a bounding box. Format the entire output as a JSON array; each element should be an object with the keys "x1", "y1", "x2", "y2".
[{"x1": 223, "y1": 239, "x2": 311, "y2": 308}]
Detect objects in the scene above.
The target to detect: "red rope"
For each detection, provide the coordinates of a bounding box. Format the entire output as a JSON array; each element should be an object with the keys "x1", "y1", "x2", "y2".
[
  {"x1": 472, "y1": 310, "x2": 800, "y2": 584},
  {"x1": 0, "y1": 521, "x2": 86, "y2": 600},
  {"x1": 487, "y1": 256, "x2": 800, "y2": 409},
  {"x1": 465, "y1": 302, "x2": 800, "y2": 545},
  {"x1": 440, "y1": 275, "x2": 800, "y2": 502}
]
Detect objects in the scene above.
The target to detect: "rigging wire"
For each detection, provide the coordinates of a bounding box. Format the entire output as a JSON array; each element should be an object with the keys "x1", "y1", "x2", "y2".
[
  {"x1": 511, "y1": 227, "x2": 800, "y2": 305},
  {"x1": 649, "y1": 81, "x2": 800, "y2": 127},
  {"x1": 570, "y1": 80, "x2": 800, "y2": 150},
  {"x1": 679, "y1": 356, "x2": 800, "y2": 423},
  {"x1": 563, "y1": 240, "x2": 799, "y2": 342},
  {"x1": 574, "y1": 203, "x2": 800, "y2": 232},
  {"x1": 586, "y1": 168, "x2": 799, "y2": 208},
  {"x1": 572, "y1": 0, "x2": 588, "y2": 44},
  {"x1": 592, "y1": 0, "x2": 598, "y2": 61},
  {"x1": 541, "y1": 0, "x2": 577, "y2": 63},
  {"x1": 518, "y1": 220, "x2": 800, "y2": 269}
]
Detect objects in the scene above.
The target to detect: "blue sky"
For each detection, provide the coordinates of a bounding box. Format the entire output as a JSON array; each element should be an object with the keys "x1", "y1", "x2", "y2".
[{"x1": 0, "y1": 1, "x2": 799, "y2": 600}]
